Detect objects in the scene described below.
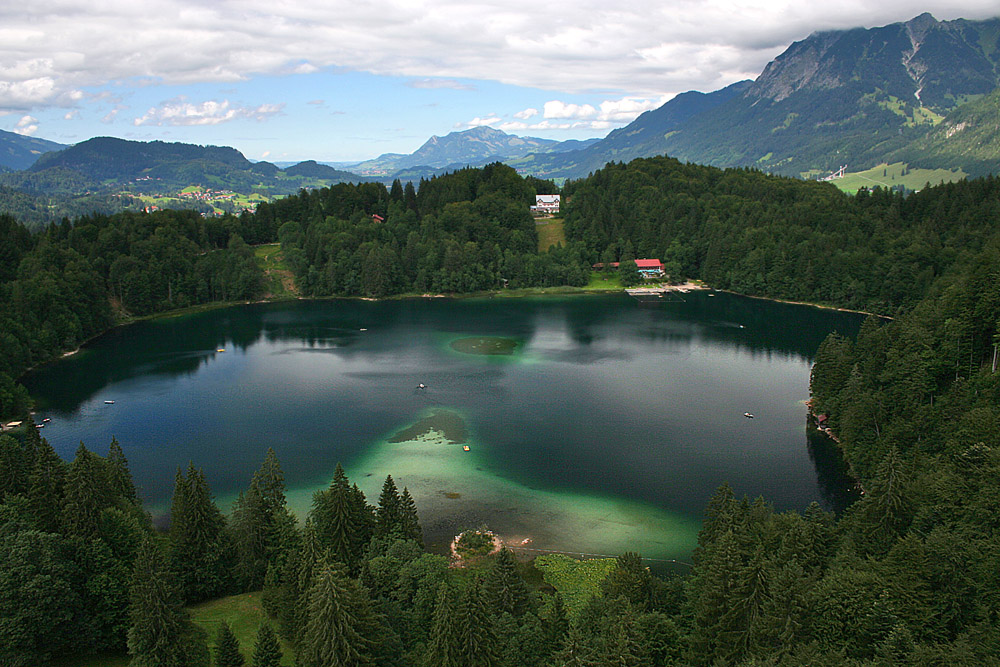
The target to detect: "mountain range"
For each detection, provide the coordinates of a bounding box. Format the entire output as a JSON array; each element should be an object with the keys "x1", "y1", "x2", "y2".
[
  {"x1": 0, "y1": 129, "x2": 66, "y2": 171},
  {"x1": 516, "y1": 13, "x2": 1000, "y2": 180},
  {"x1": 1, "y1": 11, "x2": 998, "y2": 214},
  {"x1": 347, "y1": 126, "x2": 599, "y2": 176}
]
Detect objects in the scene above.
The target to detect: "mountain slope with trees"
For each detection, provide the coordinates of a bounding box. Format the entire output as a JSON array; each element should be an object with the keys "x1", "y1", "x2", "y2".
[
  {"x1": 524, "y1": 13, "x2": 1000, "y2": 181},
  {"x1": 0, "y1": 128, "x2": 66, "y2": 171}
]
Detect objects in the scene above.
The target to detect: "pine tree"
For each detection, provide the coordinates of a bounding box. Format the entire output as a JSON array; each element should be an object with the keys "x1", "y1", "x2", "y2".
[
  {"x1": 0, "y1": 433, "x2": 29, "y2": 499},
  {"x1": 552, "y1": 624, "x2": 597, "y2": 667},
  {"x1": 214, "y1": 622, "x2": 245, "y2": 667},
  {"x1": 107, "y1": 437, "x2": 138, "y2": 502},
  {"x1": 485, "y1": 548, "x2": 531, "y2": 617},
  {"x1": 375, "y1": 474, "x2": 402, "y2": 537},
  {"x1": 399, "y1": 487, "x2": 423, "y2": 545},
  {"x1": 169, "y1": 463, "x2": 228, "y2": 602},
  {"x1": 540, "y1": 593, "x2": 570, "y2": 659},
  {"x1": 231, "y1": 451, "x2": 297, "y2": 590},
  {"x1": 127, "y1": 539, "x2": 196, "y2": 667},
  {"x1": 26, "y1": 437, "x2": 66, "y2": 532},
  {"x1": 62, "y1": 443, "x2": 112, "y2": 537},
  {"x1": 251, "y1": 624, "x2": 282, "y2": 667},
  {"x1": 297, "y1": 563, "x2": 378, "y2": 667},
  {"x1": 424, "y1": 583, "x2": 460, "y2": 667},
  {"x1": 456, "y1": 576, "x2": 500, "y2": 667},
  {"x1": 310, "y1": 464, "x2": 373, "y2": 572}
]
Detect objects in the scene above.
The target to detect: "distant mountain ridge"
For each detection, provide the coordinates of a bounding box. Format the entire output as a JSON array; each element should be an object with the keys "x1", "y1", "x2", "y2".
[
  {"x1": 0, "y1": 129, "x2": 66, "y2": 171},
  {"x1": 353, "y1": 126, "x2": 599, "y2": 175},
  {"x1": 17, "y1": 137, "x2": 361, "y2": 192},
  {"x1": 519, "y1": 13, "x2": 1000, "y2": 180}
]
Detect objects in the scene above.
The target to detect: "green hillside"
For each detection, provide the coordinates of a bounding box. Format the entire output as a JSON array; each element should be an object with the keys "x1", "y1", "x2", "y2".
[{"x1": 826, "y1": 162, "x2": 967, "y2": 194}]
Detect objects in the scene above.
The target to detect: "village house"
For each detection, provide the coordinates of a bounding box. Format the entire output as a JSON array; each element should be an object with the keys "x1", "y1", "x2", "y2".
[
  {"x1": 591, "y1": 258, "x2": 665, "y2": 279},
  {"x1": 530, "y1": 194, "x2": 560, "y2": 214}
]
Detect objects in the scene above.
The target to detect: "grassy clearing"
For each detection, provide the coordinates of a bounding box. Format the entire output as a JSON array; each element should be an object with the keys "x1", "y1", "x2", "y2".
[
  {"x1": 536, "y1": 217, "x2": 566, "y2": 252},
  {"x1": 255, "y1": 243, "x2": 298, "y2": 298},
  {"x1": 52, "y1": 593, "x2": 295, "y2": 667},
  {"x1": 534, "y1": 554, "x2": 617, "y2": 615},
  {"x1": 831, "y1": 162, "x2": 966, "y2": 194},
  {"x1": 586, "y1": 271, "x2": 623, "y2": 290},
  {"x1": 189, "y1": 592, "x2": 296, "y2": 665}
]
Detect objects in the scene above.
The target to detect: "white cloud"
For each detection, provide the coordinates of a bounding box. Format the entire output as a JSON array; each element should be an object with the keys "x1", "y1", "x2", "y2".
[
  {"x1": 133, "y1": 98, "x2": 285, "y2": 126},
  {"x1": 464, "y1": 115, "x2": 502, "y2": 127},
  {"x1": 0, "y1": 1, "x2": 996, "y2": 114},
  {"x1": 407, "y1": 78, "x2": 475, "y2": 91},
  {"x1": 513, "y1": 107, "x2": 538, "y2": 120},
  {"x1": 13, "y1": 114, "x2": 38, "y2": 135},
  {"x1": 543, "y1": 101, "x2": 597, "y2": 120}
]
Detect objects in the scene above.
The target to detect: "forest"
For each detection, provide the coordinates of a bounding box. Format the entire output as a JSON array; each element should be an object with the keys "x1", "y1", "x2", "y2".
[{"x1": 1, "y1": 159, "x2": 999, "y2": 664}]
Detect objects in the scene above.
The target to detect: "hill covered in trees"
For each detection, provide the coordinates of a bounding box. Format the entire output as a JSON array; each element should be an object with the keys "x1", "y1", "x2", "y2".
[
  {"x1": 2, "y1": 159, "x2": 1000, "y2": 664},
  {"x1": 563, "y1": 156, "x2": 1000, "y2": 315}
]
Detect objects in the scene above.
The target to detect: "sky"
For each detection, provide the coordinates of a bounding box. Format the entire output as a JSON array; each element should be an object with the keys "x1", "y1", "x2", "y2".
[{"x1": 1, "y1": 1, "x2": 998, "y2": 163}]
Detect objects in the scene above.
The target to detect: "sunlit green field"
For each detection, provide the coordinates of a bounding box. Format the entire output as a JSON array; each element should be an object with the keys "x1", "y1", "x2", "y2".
[{"x1": 828, "y1": 162, "x2": 966, "y2": 194}]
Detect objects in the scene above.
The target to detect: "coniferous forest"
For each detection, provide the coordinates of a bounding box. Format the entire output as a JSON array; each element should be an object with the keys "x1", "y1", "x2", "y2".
[{"x1": 2, "y1": 158, "x2": 1000, "y2": 664}]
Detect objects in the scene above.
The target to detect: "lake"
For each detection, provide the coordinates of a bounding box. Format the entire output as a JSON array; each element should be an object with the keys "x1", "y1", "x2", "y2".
[{"x1": 23, "y1": 291, "x2": 863, "y2": 565}]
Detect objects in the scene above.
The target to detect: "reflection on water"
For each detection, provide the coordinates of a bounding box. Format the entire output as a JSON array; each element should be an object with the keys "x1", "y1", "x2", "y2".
[{"x1": 23, "y1": 292, "x2": 863, "y2": 560}]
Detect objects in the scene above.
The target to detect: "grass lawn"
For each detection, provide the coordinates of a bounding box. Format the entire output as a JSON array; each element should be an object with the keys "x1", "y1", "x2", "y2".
[
  {"x1": 829, "y1": 162, "x2": 966, "y2": 194},
  {"x1": 534, "y1": 554, "x2": 617, "y2": 616},
  {"x1": 254, "y1": 243, "x2": 297, "y2": 298},
  {"x1": 51, "y1": 592, "x2": 295, "y2": 667},
  {"x1": 536, "y1": 217, "x2": 566, "y2": 252},
  {"x1": 585, "y1": 271, "x2": 623, "y2": 290},
  {"x1": 189, "y1": 592, "x2": 296, "y2": 665}
]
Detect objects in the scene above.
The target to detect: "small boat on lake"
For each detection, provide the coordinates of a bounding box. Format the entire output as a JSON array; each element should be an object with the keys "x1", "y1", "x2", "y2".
[
  {"x1": 744, "y1": 412, "x2": 754, "y2": 419},
  {"x1": 463, "y1": 445, "x2": 471, "y2": 451},
  {"x1": 417, "y1": 383, "x2": 426, "y2": 389},
  {"x1": 104, "y1": 400, "x2": 115, "y2": 404}
]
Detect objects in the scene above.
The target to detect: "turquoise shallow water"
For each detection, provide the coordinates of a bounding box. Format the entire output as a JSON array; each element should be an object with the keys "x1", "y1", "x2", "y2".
[{"x1": 23, "y1": 292, "x2": 862, "y2": 561}]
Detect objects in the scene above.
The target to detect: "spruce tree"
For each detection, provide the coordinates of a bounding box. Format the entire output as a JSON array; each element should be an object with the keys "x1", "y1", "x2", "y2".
[
  {"x1": 107, "y1": 437, "x2": 138, "y2": 502},
  {"x1": 424, "y1": 583, "x2": 460, "y2": 667},
  {"x1": 127, "y1": 538, "x2": 194, "y2": 667},
  {"x1": 375, "y1": 474, "x2": 402, "y2": 537},
  {"x1": 26, "y1": 437, "x2": 66, "y2": 532},
  {"x1": 456, "y1": 576, "x2": 500, "y2": 667},
  {"x1": 0, "y1": 433, "x2": 28, "y2": 499},
  {"x1": 169, "y1": 463, "x2": 227, "y2": 602},
  {"x1": 399, "y1": 487, "x2": 423, "y2": 545},
  {"x1": 251, "y1": 624, "x2": 282, "y2": 667},
  {"x1": 297, "y1": 562, "x2": 378, "y2": 667},
  {"x1": 552, "y1": 624, "x2": 597, "y2": 667},
  {"x1": 214, "y1": 622, "x2": 245, "y2": 667},
  {"x1": 310, "y1": 464, "x2": 373, "y2": 572},
  {"x1": 62, "y1": 443, "x2": 112, "y2": 537},
  {"x1": 485, "y1": 548, "x2": 531, "y2": 617}
]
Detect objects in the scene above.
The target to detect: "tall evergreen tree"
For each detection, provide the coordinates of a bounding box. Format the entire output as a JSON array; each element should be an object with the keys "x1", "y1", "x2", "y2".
[
  {"x1": 399, "y1": 487, "x2": 423, "y2": 545},
  {"x1": 127, "y1": 538, "x2": 205, "y2": 667},
  {"x1": 375, "y1": 474, "x2": 402, "y2": 537},
  {"x1": 484, "y1": 547, "x2": 531, "y2": 617},
  {"x1": 456, "y1": 576, "x2": 500, "y2": 667},
  {"x1": 26, "y1": 437, "x2": 67, "y2": 532},
  {"x1": 169, "y1": 463, "x2": 228, "y2": 602},
  {"x1": 0, "y1": 434, "x2": 29, "y2": 499},
  {"x1": 310, "y1": 464, "x2": 372, "y2": 572},
  {"x1": 424, "y1": 583, "x2": 461, "y2": 667},
  {"x1": 297, "y1": 562, "x2": 379, "y2": 667},
  {"x1": 214, "y1": 622, "x2": 245, "y2": 667},
  {"x1": 231, "y1": 451, "x2": 297, "y2": 590},
  {"x1": 251, "y1": 624, "x2": 282, "y2": 667},
  {"x1": 62, "y1": 443, "x2": 113, "y2": 538},
  {"x1": 107, "y1": 437, "x2": 138, "y2": 502}
]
